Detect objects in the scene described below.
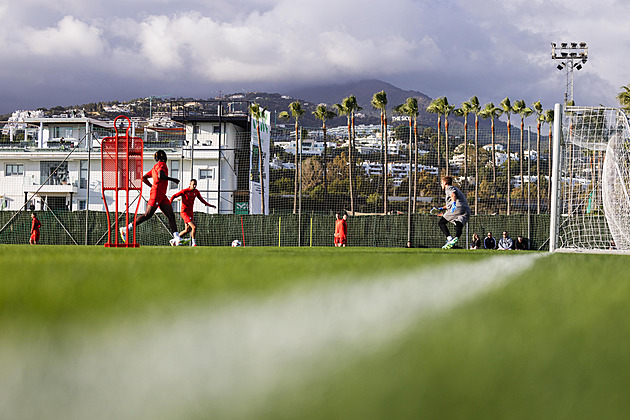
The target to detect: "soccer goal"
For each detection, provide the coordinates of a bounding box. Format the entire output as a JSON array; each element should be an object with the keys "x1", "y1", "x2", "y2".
[{"x1": 549, "y1": 104, "x2": 630, "y2": 252}]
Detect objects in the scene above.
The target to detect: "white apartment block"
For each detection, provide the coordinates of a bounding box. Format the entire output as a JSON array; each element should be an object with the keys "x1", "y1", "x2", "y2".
[{"x1": 0, "y1": 101, "x2": 252, "y2": 214}]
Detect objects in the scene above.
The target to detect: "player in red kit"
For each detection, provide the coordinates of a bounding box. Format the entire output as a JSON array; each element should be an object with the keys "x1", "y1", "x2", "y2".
[
  {"x1": 170, "y1": 179, "x2": 216, "y2": 246},
  {"x1": 334, "y1": 213, "x2": 348, "y2": 247},
  {"x1": 120, "y1": 150, "x2": 182, "y2": 245},
  {"x1": 29, "y1": 212, "x2": 41, "y2": 245}
]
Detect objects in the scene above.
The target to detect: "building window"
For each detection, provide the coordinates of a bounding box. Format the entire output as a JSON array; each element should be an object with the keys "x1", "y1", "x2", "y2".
[
  {"x1": 213, "y1": 125, "x2": 221, "y2": 134},
  {"x1": 80, "y1": 160, "x2": 88, "y2": 189},
  {"x1": 170, "y1": 160, "x2": 179, "y2": 189},
  {"x1": 41, "y1": 161, "x2": 68, "y2": 185},
  {"x1": 79, "y1": 200, "x2": 87, "y2": 210},
  {"x1": 53, "y1": 126, "x2": 75, "y2": 139},
  {"x1": 199, "y1": 168, "x2": 215, "y2": 180},
  {"x1": 5, "y1": 164, "x2": 23, "y2": 176}
]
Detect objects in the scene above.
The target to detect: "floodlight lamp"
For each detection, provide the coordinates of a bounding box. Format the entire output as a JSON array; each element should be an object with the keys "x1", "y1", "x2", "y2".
[
  {"x1": 571, "y1": 42, "x2": 578, "y2": 48},
  {"x1": 582, "y1": 57, "x2": 587, "y2": 64},
  {"x1": 561, "y1": 52, "x2": 568, "y2": 57},
  {"x1": 561, "y1": 42, "x2": 568, "y2": 48},
  {"x1": 580, "y1": 42, "x2": 587, "y2": 47},
  {"x1": 557, "y1": 64, "x2": 564, "y2": 70},
  {"x1": 575, "y1": 64, "x2": 582, "y2": 70},
  {"x1": 570, "y1": 52, "x2": 577, "y2": 57},
  {"x1": 551, "y1": 42, "x2": 556, "y2": 48}
]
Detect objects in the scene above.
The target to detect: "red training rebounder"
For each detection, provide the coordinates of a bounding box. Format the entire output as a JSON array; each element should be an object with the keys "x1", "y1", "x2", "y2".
[{"x1": 101, "y1": 115, "x2": 143, "y2": 247}]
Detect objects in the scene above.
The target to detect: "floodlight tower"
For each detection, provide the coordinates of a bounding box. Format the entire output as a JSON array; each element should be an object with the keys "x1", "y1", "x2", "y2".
[{"x1": 551, "y1": 42, "x2": 588, "y2": 105}]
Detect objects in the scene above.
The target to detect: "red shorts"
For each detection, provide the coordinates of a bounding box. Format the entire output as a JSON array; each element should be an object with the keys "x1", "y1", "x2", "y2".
[
  {"x1": 148, "y1": 193, "x2": 170, "y2": 208},
  {"x1": 180, "y1": 211, "x2": 193, "y2": 224},
  {"x1": 334, "y1": 235, "x2": 346, "y2": 245},
  {"x1": 30, "y1": 231, "x2": 40, "y2": 242}
]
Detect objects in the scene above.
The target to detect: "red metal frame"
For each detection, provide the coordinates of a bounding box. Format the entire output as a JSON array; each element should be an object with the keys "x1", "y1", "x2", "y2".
[{"x1": 101, "y1": 115, "x2": 143, "y2": 248}]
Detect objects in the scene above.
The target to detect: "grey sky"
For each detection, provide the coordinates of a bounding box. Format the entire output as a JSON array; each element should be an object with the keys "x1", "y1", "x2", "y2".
[{"x1": 0, "y1": 0, "x2": 626, "y2": 114}]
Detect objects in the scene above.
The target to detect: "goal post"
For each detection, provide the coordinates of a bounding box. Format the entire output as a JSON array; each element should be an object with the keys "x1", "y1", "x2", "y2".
[{"x1": 549, "y1": 104, "x2": 630, "y2": 252}]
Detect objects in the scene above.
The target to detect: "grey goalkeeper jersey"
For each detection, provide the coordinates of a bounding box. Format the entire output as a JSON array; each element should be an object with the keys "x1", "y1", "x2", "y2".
[{"x1": 443, "y1": 185, "x2": 471, "y2": 224}]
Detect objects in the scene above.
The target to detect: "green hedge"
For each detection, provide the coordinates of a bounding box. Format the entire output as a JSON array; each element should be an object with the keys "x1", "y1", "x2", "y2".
[{"x1": 1, "y1": 211, "x2": 550, "y2": 250}]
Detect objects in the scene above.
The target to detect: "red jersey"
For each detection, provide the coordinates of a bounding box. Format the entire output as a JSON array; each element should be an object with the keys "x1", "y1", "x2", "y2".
[
  {"x1": 171, "y1": 187, "x2": 211, "y2": 215},
  {"x1": 146, "y1": 161, "x2": 169, "y2": 198},
  {"x1": 32, "y1": 217, "x2": 41, "y2": 233}
]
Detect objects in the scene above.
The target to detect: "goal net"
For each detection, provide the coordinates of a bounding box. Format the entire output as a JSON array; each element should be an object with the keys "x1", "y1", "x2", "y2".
[{"x1": 550, "y1": 105, "x2": 630, "y2": 252}]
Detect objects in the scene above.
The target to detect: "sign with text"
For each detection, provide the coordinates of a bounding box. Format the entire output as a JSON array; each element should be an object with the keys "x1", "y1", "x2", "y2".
[{"x1": 249, "y1": 110, "x2": 270, "y2": 214}]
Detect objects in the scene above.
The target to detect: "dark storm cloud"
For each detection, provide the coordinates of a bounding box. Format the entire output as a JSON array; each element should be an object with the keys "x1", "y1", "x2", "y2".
[{"x1": 0, "y1": 0, "x2": 625, "y2": 114}]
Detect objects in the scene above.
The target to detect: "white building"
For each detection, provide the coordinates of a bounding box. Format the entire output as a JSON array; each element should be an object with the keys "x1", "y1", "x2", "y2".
[
  {"x1": 361, "y1": 161, "x2": 439, "y2": 185},
  {"x1": 0, "y1": 100, "x2": 252, "y2": 214}
]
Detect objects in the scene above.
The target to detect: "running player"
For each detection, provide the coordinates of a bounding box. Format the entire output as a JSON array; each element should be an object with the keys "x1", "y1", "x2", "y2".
[
  {"x1": 29, "y1": 212, "x2": 41, "y2": 245},
  {"x1": 437, "y1": 176, "x2": 470, "y2": 249},
  {"x1": 120, "y1": 150, "x2": 181, "y2": 245},
  {"x1": 170, "y1": 179, "x2": 216, "y2": 246}
]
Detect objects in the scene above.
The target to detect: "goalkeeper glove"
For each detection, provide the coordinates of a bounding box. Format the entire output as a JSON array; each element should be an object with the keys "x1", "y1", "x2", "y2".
[{"x1": 451, "y1": 204, "x2": 457, "y2": 213}]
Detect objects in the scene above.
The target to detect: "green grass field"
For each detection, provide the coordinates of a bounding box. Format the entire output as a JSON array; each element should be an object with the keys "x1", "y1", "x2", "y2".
[{"x1": 2, "y1": 245, "x2": 630, "y2": 420}]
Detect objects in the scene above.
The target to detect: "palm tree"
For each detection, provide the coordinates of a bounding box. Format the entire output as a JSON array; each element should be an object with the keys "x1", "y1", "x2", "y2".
[
  {"x1": 313, "y1": 104, "x2": 337, "y2": 196},
  {"x1": 335, "y1": 95, "x2": 361, "y2": 215},
  {"x1": 278, "y1": 101, "x2": 305, "y2": 214},
  {"x1": 394, "y1": 97, "x2": 420, "y2": 214},
  {"x1": 454, "y1": 100, "x2": 474, "y2": 190},
  {"x1": 616, "y1": 84, "x2": 630, "y2": 113},
  {"x1": 531, "y1": 101, "x2": 544, "y2": 214},
  {"x1": 442, "y1": 97, "x2": 455, "y2": 176},
  {"x1": 371, "y1": 91, "x2": 389, "y2": 213},
  {"x1": 479, "y1": 102, "x2": 501, "y2": 186},
  {"x1": 500, "y1": 97, "x2": 513, "y2": 214},
  {"x1": 469, "y1": 96, "x2": 482, "y2": 215},
  {"x1": 513, "y1": 99, "x2": 533, "y2": 202},
  {"x1": 543, "y1": 108, "x2": 555, "y2": 210},
  {"x1": 248, "y1": 103, "x2": 267, "y2": 215},
  {"x1": 426, "y1": 98, "x2": 444, "y2": 174}
]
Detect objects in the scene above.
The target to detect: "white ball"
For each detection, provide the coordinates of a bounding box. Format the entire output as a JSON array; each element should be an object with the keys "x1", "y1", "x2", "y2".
[{"x1": 231, "y1": 239, "x2": 242, "y2": 247}]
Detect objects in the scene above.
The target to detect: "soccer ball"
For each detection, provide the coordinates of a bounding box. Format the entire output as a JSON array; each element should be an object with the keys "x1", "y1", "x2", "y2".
[{"x1": 231, "y1": 239, "x2": 242, "y2": 247}]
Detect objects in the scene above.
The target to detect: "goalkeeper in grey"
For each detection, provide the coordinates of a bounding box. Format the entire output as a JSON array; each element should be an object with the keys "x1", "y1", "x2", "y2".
[{"x1": 436, "y1": 176, "x2": 470, "y2": 249}]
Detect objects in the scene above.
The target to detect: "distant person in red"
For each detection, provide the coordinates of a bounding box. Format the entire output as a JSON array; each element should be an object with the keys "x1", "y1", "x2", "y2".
[
  {"x1": 170, "y1": 179, "x2": 216, "y2": 247},
  {"x1": 120, "y1": 150, "x2": 181, "y2": 245},
  {"x1": 29, "y1": 212, "x2": 41, "y2": 245},
  {"x1": 334, "y1": 213, "x2": 348, "y2": 247}
]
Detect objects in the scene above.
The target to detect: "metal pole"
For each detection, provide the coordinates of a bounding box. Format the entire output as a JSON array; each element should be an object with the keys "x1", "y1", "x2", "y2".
[
  {"x1": 549, "y1": 103, "x2": 563, "y2": 252},
  {"x1": 85, "y1": 130, "x2": 92, "y2": 245}
]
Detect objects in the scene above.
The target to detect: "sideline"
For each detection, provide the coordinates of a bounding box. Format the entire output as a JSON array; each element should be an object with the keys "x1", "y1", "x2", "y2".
[{"x1": 1, "y1": 253, "x2": 544, "y2": 420}]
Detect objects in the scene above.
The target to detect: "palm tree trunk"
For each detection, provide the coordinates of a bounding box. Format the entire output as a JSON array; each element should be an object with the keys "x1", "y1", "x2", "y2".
[
  {"x1": 445, "y1": 117, "x2": 450, "y2": 176},
  {"x1": 413, "y1": 118, "x2": 418, "y2": 213},
  {"x1": 293, "y1": 121, "x2": 299, "y2": 214},
  {"x1": 323, "y1": 123, "x2": 328, "y2": 196},
  {"x1": 536, "y1": 122, "x2": 541, "y2": 214},
  {"x1": 464, "y1": 116, "x2": 468, "y2": 193},
  {"x1": 520, "y1": 120, "x2": 524, "y2": 204},
  {"x1": 507, "y1": 121, "x2": 511, "y2": 215},
  {"x1": 383, "y1": 112, "x2": 388, "y2": 214},
  {"x1": 474, "y1": 117, "x2": 479, "y2": 215},
  {"x1": 348, "y1": 117, "x2": 355, "y2": 215},
  {"x1": 407, "y1": 117, "x2": 413, "y2": 215},
  {"x1": 436, "y1": 116, "x2": 441, "y2": 176},
  {"x1": 491, "y1": 120, "x2": 496, "y2": 184}
]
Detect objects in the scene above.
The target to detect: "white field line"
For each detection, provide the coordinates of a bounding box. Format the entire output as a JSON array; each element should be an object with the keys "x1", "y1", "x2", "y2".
[{"x1": 0, "y1": 253, "x2": 542, "y2": 420}]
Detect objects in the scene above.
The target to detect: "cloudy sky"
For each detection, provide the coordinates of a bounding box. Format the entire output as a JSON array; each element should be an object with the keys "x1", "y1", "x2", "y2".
[{"x1": 0, "y1": 0, "x2": 627, "y2": 114}]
